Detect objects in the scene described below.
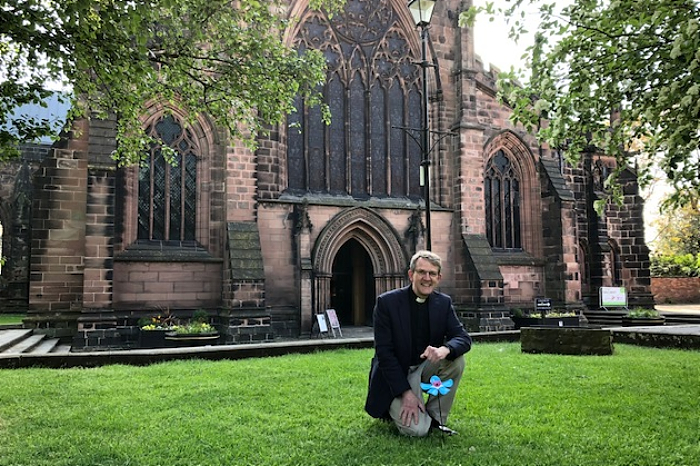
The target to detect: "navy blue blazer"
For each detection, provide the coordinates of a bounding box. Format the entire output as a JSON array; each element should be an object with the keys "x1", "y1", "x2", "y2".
[{"x1": 364, "y1": 286, "x2": 472, "y2": 419}]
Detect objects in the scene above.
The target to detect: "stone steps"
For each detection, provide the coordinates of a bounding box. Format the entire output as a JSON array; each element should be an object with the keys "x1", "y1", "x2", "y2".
[
  {"x1": 582, "y1": 310, "x2": 627, "y2": 326},
  {"x1": 0, "y1": 329, "x2": 33, "y2": 351},
  {"x1": 663, "y1": 313, "x2": 700, "y2": 325},
  {"x1": 583, "y1": 310, "x2": 700, "y2": 327},
  {"x1": 0, "y1": 329, "x2": 64, "y2": 355}
]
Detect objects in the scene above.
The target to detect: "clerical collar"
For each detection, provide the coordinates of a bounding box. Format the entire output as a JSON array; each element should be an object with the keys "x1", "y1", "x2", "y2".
[{"x1": 411, "y1": 289, "x2": 428, "y2": 304}]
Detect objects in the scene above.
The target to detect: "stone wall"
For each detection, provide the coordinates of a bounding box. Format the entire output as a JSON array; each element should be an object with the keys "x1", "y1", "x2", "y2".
[
  {"x1": 223, "y1": 310, "x2": 274, "y2": 344},
  {"x1": 28, "y1": 149, "x2": 88, "y2": 313},
  {"x1": 112, "y1": 261, "x2": 223, "y2": 309},
  {"x1": 83, "y1": 168, "x2": 115, "y2": 309},
  {"x1": 651, "y1": 277, "x2": 700, "y2": 304}
]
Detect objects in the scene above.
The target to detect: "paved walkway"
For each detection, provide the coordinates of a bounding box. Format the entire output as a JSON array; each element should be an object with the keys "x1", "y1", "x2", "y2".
[
  {"x1": 609, "y1": 323, "x2": 700, "y2": 350},
  {"x1": 656, "y1": 304, "x2": 700, "y2": 315},
  {"x1": 611, "y1": 324, "x2": 700, "y2": 336},
  {"x1": 2, "y1": 305, "x2": 700, "y2": 368},
  {"x1": 2, "y1": 322, "x2": 699, "y2": 369},
  {"x1": 602, "y1": 303, "x2": 700, "y2": 344}
]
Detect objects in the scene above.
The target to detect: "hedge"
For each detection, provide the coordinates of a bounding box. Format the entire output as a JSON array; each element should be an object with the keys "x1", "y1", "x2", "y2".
[{"x1": 650, "y1": 253, "x2": 700, "y2": 277}]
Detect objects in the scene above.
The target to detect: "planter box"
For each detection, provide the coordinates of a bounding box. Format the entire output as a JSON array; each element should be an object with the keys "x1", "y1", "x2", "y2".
[
  {"x1": 521, "y1": 327, "x2": 613, "y2": 355},
  {"x1": 537, "y1": 317, "x2": 580, "y2": 328},
  {"x1": 511, "y1": 317, "x2": 539, "y2": 329},
  {"x1": 621, "y1": 317, "x2": 665, "y2": 327},
  {"x1": 512, "y1": 316, "x2": 579, "y2": 329},
  {"x1": 139, "y1": 329, "x2": 171, "y2": 348},
  {"x1": 164, "y1": 332, "x2": 220, "y2": 347}
]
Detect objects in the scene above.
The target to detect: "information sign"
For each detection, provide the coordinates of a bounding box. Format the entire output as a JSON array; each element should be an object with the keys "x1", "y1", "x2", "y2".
[
  {"x1": 316, "y1": 313, "x2": 329, "y2": 334},
  {"x1": 325, "y1": 309, "x2": 342, "y2": 337},
  {"x1": 534, "y1": 298, "x2": 553, "y2": 313},
  {"x1": 599, "y1": 287, "x2": 628, "y2": 309}
]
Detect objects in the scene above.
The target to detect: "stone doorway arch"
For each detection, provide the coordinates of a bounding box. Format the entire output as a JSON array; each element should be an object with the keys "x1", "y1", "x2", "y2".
[
  {"x1": 330, "y1": 239, "x2": 374, "y2": 326},
  {"x1": 312, "y1": 207, "x2": 409, "y2": 325}
]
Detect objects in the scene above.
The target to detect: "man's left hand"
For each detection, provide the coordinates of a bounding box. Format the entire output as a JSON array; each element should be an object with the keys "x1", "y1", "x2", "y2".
[{"x1": 420, "y1": 345, "x2": 450, "y2": 363}]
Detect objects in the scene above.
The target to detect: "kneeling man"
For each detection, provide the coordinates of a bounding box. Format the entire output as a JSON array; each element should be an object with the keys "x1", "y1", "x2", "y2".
[{"x1": 365, "y1": 250, "x2": 472, "y2": 436}]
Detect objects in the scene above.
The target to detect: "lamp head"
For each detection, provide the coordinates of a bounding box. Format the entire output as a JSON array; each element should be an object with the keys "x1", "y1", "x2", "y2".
[{"x1": 407, "y1": 0, "x2": 437, "y2": 27}]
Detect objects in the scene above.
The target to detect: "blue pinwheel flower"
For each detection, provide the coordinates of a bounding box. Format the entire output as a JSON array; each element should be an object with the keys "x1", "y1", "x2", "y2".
[{"x1": 420, "y1": 375, "x2": 453, "y2": 396}]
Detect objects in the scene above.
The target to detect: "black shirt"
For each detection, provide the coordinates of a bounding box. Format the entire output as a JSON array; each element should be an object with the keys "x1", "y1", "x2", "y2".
[{"x1": 409, "y1": 290, "x2": 431, "y2": 366}]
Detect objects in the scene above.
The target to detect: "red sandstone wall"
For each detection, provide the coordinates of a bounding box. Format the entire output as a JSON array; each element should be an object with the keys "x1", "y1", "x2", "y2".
[
  {"x1": 113, "y1": 262, "x2": 223, "y2": 309},
  {"x1": 651, "y1": 277, "x2": 700, "y2": 303}
]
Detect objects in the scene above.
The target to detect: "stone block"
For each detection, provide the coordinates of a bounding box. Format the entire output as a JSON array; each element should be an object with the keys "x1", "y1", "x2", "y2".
[{"x1": 521, "y1": 327, "x2": 613, "y2": 356}]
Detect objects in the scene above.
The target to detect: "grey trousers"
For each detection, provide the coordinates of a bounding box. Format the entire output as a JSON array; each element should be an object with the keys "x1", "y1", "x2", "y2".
[{"x1": 388, "y1": 355, "x2": 465, "y2": 437}]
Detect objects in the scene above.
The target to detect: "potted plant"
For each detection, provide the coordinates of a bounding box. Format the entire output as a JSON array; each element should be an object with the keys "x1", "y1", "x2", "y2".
[
  {"x1": 164, "y1": 310, "x2": 219, "y2": 347},
  {"x1": 539, "y1": 310, "x2": 580, "y2": 328},
  {"x1": 511, "y1": 308, "x2": 580, "y2": 329},
  {"x1": 622, "y1": 308, "x2": 666, "y2": 327},
  {"x1": 138, "y1": 311, "x2": 177, "y2": 348},
  {"x1": 510, "y1": 308, "x2": 539, "y2": 329}
]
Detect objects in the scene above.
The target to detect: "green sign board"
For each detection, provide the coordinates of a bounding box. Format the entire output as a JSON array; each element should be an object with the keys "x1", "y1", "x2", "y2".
[{"x1": 599, "y1": 287, "x2": 627, "y2": 308}]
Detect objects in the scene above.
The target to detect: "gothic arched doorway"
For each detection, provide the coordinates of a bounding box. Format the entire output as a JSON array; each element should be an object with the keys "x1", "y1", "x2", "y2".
[
  {"x1": 311, "y1": 207, "x2": 408, "y2": 331},
  {"x1": 331, "y1": 239, "x2": 375, "y2": 326}
]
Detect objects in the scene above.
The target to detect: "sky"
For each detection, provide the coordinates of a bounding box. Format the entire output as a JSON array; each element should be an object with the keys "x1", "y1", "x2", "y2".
[
  {"x1": 471, "y1": 0, "x2": 544, "y2": 75},
  {"x1": 470, "y1": 0, "x2": 665, "y2": 246}
]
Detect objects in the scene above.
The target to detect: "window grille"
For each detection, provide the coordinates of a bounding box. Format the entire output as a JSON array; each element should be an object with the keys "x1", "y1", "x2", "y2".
[
  {"x1": 485, "y1": 150, "x2": 521, "y2": 249},
  {"x1": 138, "y1": 115, "x2": 198, "y2": 242}
]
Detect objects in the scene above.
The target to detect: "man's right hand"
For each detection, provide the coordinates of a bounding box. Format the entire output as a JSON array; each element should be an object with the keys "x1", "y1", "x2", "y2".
[{"x1": 399, "y1": 389, "x2": 425, "y2": 426}]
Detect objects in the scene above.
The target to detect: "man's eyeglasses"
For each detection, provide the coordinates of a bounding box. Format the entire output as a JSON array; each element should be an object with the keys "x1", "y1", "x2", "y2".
[{"x1": 413, "y1": 269, "x2": 439, "y2": 278}]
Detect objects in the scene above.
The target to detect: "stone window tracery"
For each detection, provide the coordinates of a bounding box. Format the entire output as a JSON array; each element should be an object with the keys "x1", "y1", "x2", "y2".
[
  {"x1": 138, "y1": 114, "x2": 198, "y2": 243},
  {"x1": 485, "y1": 150, "x2": 522, "y2": 250},
  {"x1": 288, "y1": 0, "x2": 422, "y2": 199}
]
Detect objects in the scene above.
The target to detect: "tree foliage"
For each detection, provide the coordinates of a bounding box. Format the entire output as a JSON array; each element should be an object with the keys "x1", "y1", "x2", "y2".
[
  {"x1": 650, "y1": 253, "x2": 700, "y2": 277},
  {"x1": 651, "y1": 203, "x2": 700, "y2": 256},
  {"x1": 462, "y1": 0, "x2": 700, "y2": 209},
  {"x1": 1, "y1": 0, "x2": 343, "y2": 166}
]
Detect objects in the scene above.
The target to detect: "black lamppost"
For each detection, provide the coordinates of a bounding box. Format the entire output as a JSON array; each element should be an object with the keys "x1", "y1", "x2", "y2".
[{"x1": 407, "y1": 0, "x2": 437, "y2": 250}]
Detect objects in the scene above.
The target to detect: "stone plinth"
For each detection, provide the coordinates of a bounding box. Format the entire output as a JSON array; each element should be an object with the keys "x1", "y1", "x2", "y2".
[{"x1": 521, "y1": 327, "x2": 614, "y2": 356}]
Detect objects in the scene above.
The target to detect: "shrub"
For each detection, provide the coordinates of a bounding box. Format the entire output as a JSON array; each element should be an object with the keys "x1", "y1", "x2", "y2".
[
  {"x1": 626, "y1": 308, "x2": 661, "y2": 318},
  {"x1": 192, "y1": 309, "x2": 209, "y2": 323},
  {"x1": 171, "y1": 322, "x2": 216, "y2": 335},
  {"x1": 650, "y1": 253, "x2": 700, "y2": 277}
]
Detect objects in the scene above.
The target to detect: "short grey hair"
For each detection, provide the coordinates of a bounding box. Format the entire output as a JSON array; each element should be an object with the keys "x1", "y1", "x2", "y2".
[{"x1": 409, "y1": 250, "x2": 442, "y2": 273}]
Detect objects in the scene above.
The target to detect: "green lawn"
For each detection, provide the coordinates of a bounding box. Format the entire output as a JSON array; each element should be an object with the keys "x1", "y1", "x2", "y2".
[
  {"x1": 0, "y1": 314, "x2": 25, "y2": 325},
  {"x1": 0, "y1": 343, "x2": 698, "y2": 466}
]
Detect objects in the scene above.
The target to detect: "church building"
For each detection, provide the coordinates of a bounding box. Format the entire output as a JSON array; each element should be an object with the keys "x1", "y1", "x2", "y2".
[{"x1": 0, "y1": 0, "x2": 653, "y2": 349}]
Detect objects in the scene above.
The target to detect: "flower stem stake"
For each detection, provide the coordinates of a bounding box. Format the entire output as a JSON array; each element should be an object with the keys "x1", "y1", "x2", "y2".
[{"x1": 420, "y1": 375, "x2": 453, "y2": 439}]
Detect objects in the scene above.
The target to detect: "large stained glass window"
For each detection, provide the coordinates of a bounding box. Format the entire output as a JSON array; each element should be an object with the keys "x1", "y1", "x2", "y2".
[{"x1": 289, "y1": 0, "x2": 423, "y2": 200}]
